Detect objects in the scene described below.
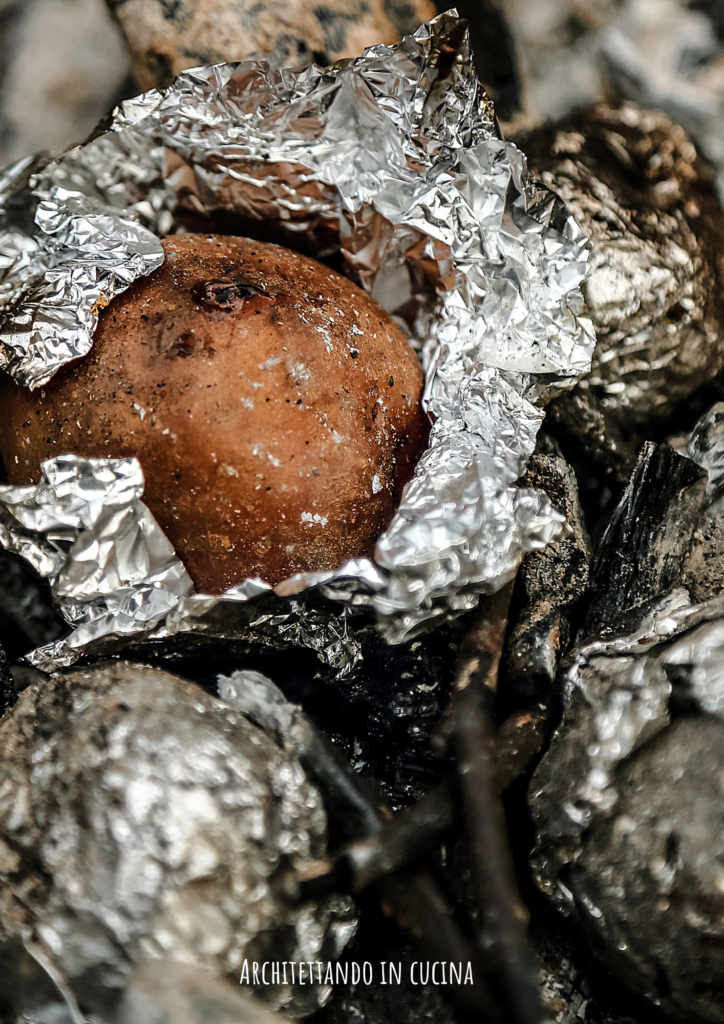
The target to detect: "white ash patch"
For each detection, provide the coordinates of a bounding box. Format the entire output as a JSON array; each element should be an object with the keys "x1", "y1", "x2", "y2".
[
  {"x1": 258, "y1": 356, "x2": 281, "y2": 370},
  {"x1": 314, "y1": 325, "x2": 333, "y2": 353},
  {"x1": 301, "y1": 512, "x2": 328, "y2": 526},
  {"x1": 252, "y1": 445, "x2": 281, "y2": 467}
]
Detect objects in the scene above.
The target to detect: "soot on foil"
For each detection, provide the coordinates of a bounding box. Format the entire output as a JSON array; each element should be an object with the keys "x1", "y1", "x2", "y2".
[{"x1": 0, "y1": 12, "x2": 595, "y2": 673}]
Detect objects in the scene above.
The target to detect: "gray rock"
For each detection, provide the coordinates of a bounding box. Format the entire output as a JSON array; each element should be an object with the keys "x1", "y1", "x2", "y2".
[{"x1": 0, "y1": 0, "x2": 130, "y2": 166}]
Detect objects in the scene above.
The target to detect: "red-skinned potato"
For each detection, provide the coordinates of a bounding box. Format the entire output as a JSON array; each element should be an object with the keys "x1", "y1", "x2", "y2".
[{"x1": 0, "y1": 234, "x2": 429, "y2": 592}]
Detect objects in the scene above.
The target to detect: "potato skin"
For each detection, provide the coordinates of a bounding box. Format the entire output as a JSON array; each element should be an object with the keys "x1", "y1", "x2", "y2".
[{"x1": 0, "y1": 235, "x2": 428, "y2": 592}]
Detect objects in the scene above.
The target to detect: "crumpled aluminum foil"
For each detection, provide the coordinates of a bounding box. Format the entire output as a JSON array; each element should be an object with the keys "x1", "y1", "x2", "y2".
[
  {"x1": 529, "y1": 586, "x2": 724, "y2": 904},
  {"x1": 0, "y1": 661, "x2": 356, "y2": 1021},
  {"x1": 686, "y1": 401, "x2": 724, "y2": 497},
  {"x1": 0, "y1": 12, "x2": 594, "y2": 673}
]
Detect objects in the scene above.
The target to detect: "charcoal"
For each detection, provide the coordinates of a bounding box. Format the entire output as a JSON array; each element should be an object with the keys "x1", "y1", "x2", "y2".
[
  {"x1": 504, "y1": 601, "x2": 569, "y2": 700},
  {"x1": 533, "y1": 909, "x2": 643, "y2": 1024},
  {"x1": 545, "y1": 388, "x2": 638, "y2": 489},
  {"x1": 516, "y1": 102, "x2": 724, "y2": 428},
  {"x1": 502, "y1": 434, "x2": 588, "y2": 703},
  {"x1": 584, "y1": 442, "x2": 706, "y2": 637},
  {"x1": 518, "y1": 434, "x2": 591, "y2": 611},
  {"x1": 0, "y1": 639, "x2": 11, "y2": 714},
  {"x1": 320, "y1": 927, "x2": 456, "y2": 1024},
  {"x1": 295, "y1": 625, "x2": 460, "y2": 812},
  {"x1": 0, "y1": 549, "x2": 67, "y2": 661},
  {"x1": 0, "y1": 661, "x2": 355, "y2": 1022}
]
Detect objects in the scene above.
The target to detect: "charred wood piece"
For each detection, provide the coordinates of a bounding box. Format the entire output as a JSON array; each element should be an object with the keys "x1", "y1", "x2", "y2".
[
  {"x1": 584, "y1": 441, "x2": 706, "y2": 637},
  {"x1": 450, "y1": 586, "x2": 543, "y2": 1024},
  {"x1": 288, "y1": 703, "x2": 549, "y2": 901}
]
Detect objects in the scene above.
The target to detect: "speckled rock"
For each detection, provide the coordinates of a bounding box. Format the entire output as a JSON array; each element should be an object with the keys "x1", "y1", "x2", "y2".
[{"x1": 105, "y1": 0, "x2": 437, "y2": 90}]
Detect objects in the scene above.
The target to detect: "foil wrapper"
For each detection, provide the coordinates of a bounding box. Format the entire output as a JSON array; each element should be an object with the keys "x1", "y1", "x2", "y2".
[
  {"x1": 529, "y1": 586, "x2": 724, "y2": 903},
  {"x1": 0, "y1": 661, "x2": 356, "y2": 1021},
  {"x1": 0, "y1": 12, "x2": 594, "y2": 672}
]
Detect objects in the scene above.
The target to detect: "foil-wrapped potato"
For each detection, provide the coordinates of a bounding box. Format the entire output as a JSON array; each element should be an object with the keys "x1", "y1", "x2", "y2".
[{"x1": 0, "y1": 234, "x2": 428, "y2": 592}]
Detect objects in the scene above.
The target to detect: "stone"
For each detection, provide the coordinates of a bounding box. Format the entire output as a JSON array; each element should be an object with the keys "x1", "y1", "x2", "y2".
[{"x1": 105, "y1": 0, "x2": 436, "y2": 90}]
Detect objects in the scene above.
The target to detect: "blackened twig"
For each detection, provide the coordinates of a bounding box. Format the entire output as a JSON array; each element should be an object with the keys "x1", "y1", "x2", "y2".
[
  {"x1": 289, "y1": 703, "x2": 548, "y2": 900},
  {"x1": 285, "y1": 703, "x2": 498, "y2": 1022},
  {"x1": 289, "y1": 711, "x2": 389, "y2": 839},
  {"x1": 451, "y1": 585, "x2": 543, "y2": 1024},
  {"x1": 380, "y1": 867, "x2": 502, "y2": 1024}
]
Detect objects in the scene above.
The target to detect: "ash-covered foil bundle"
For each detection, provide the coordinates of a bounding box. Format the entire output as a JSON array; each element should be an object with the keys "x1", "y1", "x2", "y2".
[
  {"x1": 527, "y1": 404, "x2": 724, "y2": 1023},
  {"x1": 0, "y1": 661, "x2": 356, "y2": 1021},
  {"x1": 0, "y1": 11, "x2": 594, "y2": 673}
]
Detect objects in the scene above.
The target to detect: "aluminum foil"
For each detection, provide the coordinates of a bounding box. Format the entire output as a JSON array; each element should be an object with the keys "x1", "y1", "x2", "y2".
[
  {"x1": 529, "y1": 586, "x2": 724, "y2": 904},
  {"x1": 0, "y1": 12, "x2": 594, "y2": 672},
  {"x1": 687, "y1": 400, "x2": 724, "y2": 497},
  {"x1": 0, "y1": 661, "x2": 356, "y2": 1021}
]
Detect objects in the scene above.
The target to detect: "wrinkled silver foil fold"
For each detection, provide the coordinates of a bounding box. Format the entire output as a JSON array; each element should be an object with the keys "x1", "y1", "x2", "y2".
[
  {"x1": 0, "y1": 12, "x2": 594, "y2": 673},
  {"x1": 529, "y1": 585, "x2": 724, "y2": 904}
]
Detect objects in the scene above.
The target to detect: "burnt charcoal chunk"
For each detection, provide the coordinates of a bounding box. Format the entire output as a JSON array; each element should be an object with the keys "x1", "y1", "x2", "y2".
[
  {"x1": 546, "y1": 388, "x2": 638, "y2": 488},
  {"x1": 683, "y1": 402, "x2": 724, "y2": 602},
  {"x1": 518, "y1": 433, "x2": 591, "y2": 611},
  {"x1": 503, "y1": 601, "x2": 568, "y2": 700},
  {"x1": 502, "y1": 435, "x2": 588, "y2": 705},
  {"x1": 0, "y1": 640, "x2": 11, "y2": 715},
  {"x1": 0, "y1": 548, "x2": 67, "y2": 660},
  {"x1": 584, "y1": 442, "x2": 706, "y2": 636}
]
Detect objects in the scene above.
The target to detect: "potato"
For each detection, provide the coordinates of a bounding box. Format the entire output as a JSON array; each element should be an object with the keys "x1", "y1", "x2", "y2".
[{"x1": 0, "y1": 235, "x2": 428, "y2": 592}]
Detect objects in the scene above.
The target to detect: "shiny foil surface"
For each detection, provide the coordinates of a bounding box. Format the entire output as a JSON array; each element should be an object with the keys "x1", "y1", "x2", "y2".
[
  {"x1": 0, "y1": 12, "x2": 595, "y2": 671},
  {"x1": 529, "y1": 587, "x2": 724, "y2": 901},
  {"x1": 0, "y1": 662, "x2": 356, "y2": 1019}
]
